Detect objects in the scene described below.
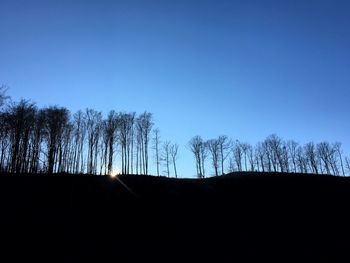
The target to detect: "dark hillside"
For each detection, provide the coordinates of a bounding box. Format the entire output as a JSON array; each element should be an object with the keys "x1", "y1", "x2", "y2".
[{"x1": 0, "y1": 173, "x2": 349, "y2": 262}]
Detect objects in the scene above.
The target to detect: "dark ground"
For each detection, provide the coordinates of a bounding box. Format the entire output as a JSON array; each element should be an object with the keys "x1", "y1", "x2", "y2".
[{"x1": 0, "y1": 172, "x2": 349, "y2": 262}]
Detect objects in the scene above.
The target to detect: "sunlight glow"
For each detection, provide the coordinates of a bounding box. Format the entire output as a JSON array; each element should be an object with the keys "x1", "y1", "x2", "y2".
[{"x1": 109, "y1": 169, "x2": 120, "y2": 178}]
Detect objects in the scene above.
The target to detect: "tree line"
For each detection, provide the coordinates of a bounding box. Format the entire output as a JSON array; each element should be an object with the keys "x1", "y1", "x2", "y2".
[
  {"x1": 0, "y1": 86, "x2": 182, "y2": 176},
  {"x1": 1, "y1": 86, "x2": 349, "y2": 177},
  {"x1": 189, "y1": 134, "x2": 350, "y2": 177}
]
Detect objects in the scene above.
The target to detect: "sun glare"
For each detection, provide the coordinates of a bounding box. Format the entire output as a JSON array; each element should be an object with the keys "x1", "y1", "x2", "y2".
[{"x1": 109, "y1": 170, "x2": 120, "y2": 178}]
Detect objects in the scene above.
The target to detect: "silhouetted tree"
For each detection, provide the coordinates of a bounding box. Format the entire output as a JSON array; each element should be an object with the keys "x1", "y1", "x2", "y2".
[
  {"x1": 281, "y1": 143, "x2": 289, "y2": 173},
  {"x1": 43, "y1": 106, "x2": 70, "y2": 174},
  {"x1": 72, "y1": 110, "x2": 86, "y2": 174},
  {"x1": 233, "y1": 140, "x2": 243, "y2": 171},
  {"x1": 188, "y1": 136, "x2": 205, "y2": 178},
  {"x1": 287, "y1": 140, "x2": 298, "y2": 173},
  {"x1": 200, "y1": 141, "x2": 208, "y2": 177},
  {"x1": 207, "y1": 138, "x2": 220, "y2": 176},
  {"x1": 28, "y1": 109, "x2": 46, "y2": 173},
  {"x1": 334, "y1": 142, "x2": 345, "y2": 176},
  {"x1": 265, "y1": 134, "x2": 284, "y2": 172},
  {"x1": 6, "y1": 100, "x2": 37, "y2": 173},
  {"x1": 246, "y1": 144, "x2": 255, "y2": 171},
  {"x1": 255, "y1": 142, "x2": 265, "y2": 172},
  {"x1": 0, "y1": 123, "x2": 7, "y2": 170},
  {"x1": 345, "y1": 157, "x2": 350, "y2": 176},
  {"x1": 59, "y1": 122, "x2": 74, "y2": 173},
  {"x1": 119, "y1": 112, "x2": 135, "y2": 174},
  {"x1": 328, "y1": 143, "x2": 339, "y2": 175},
  {"x1": 136, "y1": 112, "x2": 153, "y2": 175},
  {"x1": 0, "y1": 112, "x2": 10, "y2": 171},
  {"x1": 104, "y1": 110, "x2": 119, "y2": 175},
  {"x1": 85, "y1": 109, "x2": 102, "y2": 175},
  {"x1": 240, "y1": 142, "x2": 250, "y2": 172},
  {"x1": 217, "y1": 135, "x2": 231, "y2": 175},
  {"x1": 162, "y1": 140, "x2": 171, "y2": 177},
  {"x1": 296, "y1": 146, "x2": 307, "y2": 173},
  {"x1": 170, "y1": 143, "x2": 179, "y2": 178},
  {"x1": 317, "y1": 142, "x2": 333, "y2": 175},
  {"x1": 135, "y1": 128, "x2": 142, "y2": 175},
  {"x1": 0, "y1": 86, "x2": 10, "y2": 171},
  {"x1": 152, "y1": 128, "x2": 161, "y2": 176},
  {"x1": 100, "y1": 120, "x2": 108, "y2": 175},
  {"x1": 127, "y1": 113, "x2": 136, "y2": 174},
  {"x1": 305, "y1": 142, "x2": 318, "y2": 174},
  {"x1": 228, "y1": 157, "x2": 235, "y2": 173}
]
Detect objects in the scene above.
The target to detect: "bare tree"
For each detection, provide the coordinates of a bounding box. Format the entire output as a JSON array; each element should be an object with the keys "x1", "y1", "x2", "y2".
[
  {"x1": 73, "y1": 110, "x2": 87, "y2": 174},
  {"x1": 240, "y1": 143, "x2": 250, "y2": 172},
  {"x1": 233, "y1": 140, "x2": 243, "y2": 172},
  {"x1": 28, "y1": 109, "x2": 46, "y2": 173},
  {"x1": 200, "y1": 141, "x2": 208, "y2": 177},
  {"x1": 169, "y1": 143, "x2": 179, "y2": 178},
  {"x1": 43, "y1": 106, "x2": 70, "y2": 174},
  {"x1": 262, "y1": 140, "x2": 272, "y2": 172},
  {"x1": 265, "y1": 134, "x2": 284, "y2": 172},
  {"x1": 119, "y1": 113, "x2": 135, "y2": 174},
  {"x1": 188, "y1": 136, "x2": 205, "y2": 178},
  {"x1": 6, "y1": 100, "x2": 37, "y2": 173},
  {"x1": 129, "y1": 113, "x2": 136, "y2": 174},
  {"x1": 317, "y1": 142, "x2": 333, "y2": 175},
  {"x1": 255, "y1": 142, "x2": 265, "y2": 172},
  {"x1": 100, "y1": 120, "x2": 109, "y2": 175},
  {"x1": 246, "y1": 144, "x2": 255, "y2": 171},
  {"x1": 59, "y1": 122, "x2": 74, "y2": 173},
  {"x1": 287, "y1": 140, "x2": 298, "y2": 173},
  {"x1": 207, "y1": 139, "x2": 220, "y2": 176},
  {"x1": 152, "y1": 128, "x2": 161, "y2": 176},
  {"x1": 281, "y1": 143, "x2": 289, "y2": 173},
  {"x1": 104, "y1": 110, "x2": 119, "y2": 175},
  {"x1": 217, "y1": 135, "x2": 231, "y2": 175},
  {"x1": 126, "y1": 113, "x2": 135, "y2": 174},
  {"x1": 72, "y1": 111, "x2": 82, "y2": 173},
  {"x1": 228, "y1": 157, "x2": 235, "y2": 173},
  {"x1": 0, "y1": 112, "x2": 10, "y2": 171},
  {"x1": 162, "y1": 140, "x2": 171, "y2": 177},
  {"x1": 135, "y1": 129, "x2": 142, "y2": 175},
  {"x1": 136, "y1": 112, "x2": 153, "y2": 175},
  {"x1": 345, "y1": 157, "x2": 350, "y2": 176},
  {"x1": 305, "y1": 142, "x2": 318, "y2": 174},
  {"x1": 0, "y1": 87, "x2": 9, "y2": 171},
  {"x1": 334, "y1": 142, "x2": 345, "y2": 176},
  {"x1": 296, "y1": 146, "x2": 307, "y2": 173},
  {"x1": 328, "y1": 144, "x2": 339, "y2": 175},
  {"x1": 85, "y1": 109, "x2": 102, "y2": 175}
]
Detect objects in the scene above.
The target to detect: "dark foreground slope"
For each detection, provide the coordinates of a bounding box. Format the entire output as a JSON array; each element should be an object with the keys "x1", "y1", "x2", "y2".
[{"x1": 1, "y1": 172, "x2": 350, "y2": 262}]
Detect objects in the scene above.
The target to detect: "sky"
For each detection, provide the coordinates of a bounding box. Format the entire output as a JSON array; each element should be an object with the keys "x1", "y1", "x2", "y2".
[{"x1": 1, "y1": 0, "x2": 350, "y2": 177}]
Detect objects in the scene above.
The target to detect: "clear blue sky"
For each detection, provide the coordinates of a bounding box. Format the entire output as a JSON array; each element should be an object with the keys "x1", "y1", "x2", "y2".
[{"x1": 1, "y1": 0, "x2": 349, "y2": 177}]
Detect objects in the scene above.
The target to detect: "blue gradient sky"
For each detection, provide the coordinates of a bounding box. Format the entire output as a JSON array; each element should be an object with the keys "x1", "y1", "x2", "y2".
[{"x1": 1, "y1": 0, "x2": 350, "y2": 176}]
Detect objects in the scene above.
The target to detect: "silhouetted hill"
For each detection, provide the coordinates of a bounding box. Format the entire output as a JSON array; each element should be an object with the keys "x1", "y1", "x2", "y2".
[{"x1": 0, "y1": 172, "x2": 349, "y2": 262}]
